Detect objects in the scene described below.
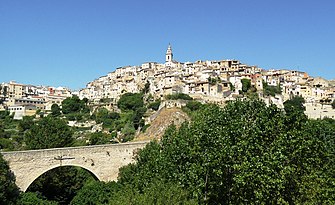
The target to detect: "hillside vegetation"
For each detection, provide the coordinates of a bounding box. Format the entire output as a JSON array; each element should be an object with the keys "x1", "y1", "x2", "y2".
[{"x1": 1, "y1": 97, "x2": 334, "y2": 204}]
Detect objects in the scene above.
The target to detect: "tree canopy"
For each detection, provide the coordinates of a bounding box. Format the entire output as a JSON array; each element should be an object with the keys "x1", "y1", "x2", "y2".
[
  {"x1": 18, "y1": 192, "x2": 58, "y2": 205},
  {"x1": 117, "y1": 93, "x2": 144, "y2": 111},
  {"x1": 165, "y1": 93, "x2": 193, "y2": 100},
  {"x1": 117, "y1": 99, "x2": 335, "y2": 204},
  {"x1": 263, "y1": 80, "x2": 281, "y2": 96},
  {"x1": 0, "y1": 153, "x2": 20, "y2": 205},
  {"x1": 51, "y1": 104, "x2": 61, "y2": 117},
  {"x1": 61, "y1": 95, "x2": 89, "y2": 115},
  {"x1": 241, "y1": 78, "x2": 251, "y2": 92},
  {"x1": 24, "y1": 116, "x2": 73, "y2": 149},
  {"x1": 284, "y1": 96, "x2": 305, "y2": 114}
]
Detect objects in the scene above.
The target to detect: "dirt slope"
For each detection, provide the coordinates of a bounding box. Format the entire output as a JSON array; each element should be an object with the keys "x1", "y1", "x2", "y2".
[{"x1": 135, "y1": 107, "x2": 190, "y2": 141}]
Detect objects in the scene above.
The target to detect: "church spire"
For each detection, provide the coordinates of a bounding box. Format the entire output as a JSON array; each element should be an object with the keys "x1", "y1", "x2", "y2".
[{"x1": 165, "y1": 43, "x2": 173, "y2": 63}]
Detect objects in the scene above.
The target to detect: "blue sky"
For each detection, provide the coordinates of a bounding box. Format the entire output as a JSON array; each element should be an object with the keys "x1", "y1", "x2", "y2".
[{"x1": 1, "y1": 0, "x2": 334, "y2": 90}]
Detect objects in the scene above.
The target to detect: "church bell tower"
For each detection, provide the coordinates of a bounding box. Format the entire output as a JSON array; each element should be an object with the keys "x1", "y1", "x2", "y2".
[{"x1": 165, "y1": 44, "x2": 173, "y2": 63}]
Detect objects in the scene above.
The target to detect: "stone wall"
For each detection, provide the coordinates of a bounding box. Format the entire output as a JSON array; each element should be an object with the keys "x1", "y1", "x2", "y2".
[{"x1": 1, "y1": 141, "x2": 148, "y2": 191}]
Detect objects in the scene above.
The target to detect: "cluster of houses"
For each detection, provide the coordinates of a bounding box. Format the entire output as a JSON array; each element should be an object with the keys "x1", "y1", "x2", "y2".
[
  {"x1": 1, "y1": 45, "x2": 334, "y2": 120},
  {"x1": 0, "y1": 81, "x2": 72, "y2": 119},
  {"x1": 79, "y1": 45, "x2": 264, "y2": 103},
  {"x1": 79, "y1": 44, "x2": 335, "y2": 119}
]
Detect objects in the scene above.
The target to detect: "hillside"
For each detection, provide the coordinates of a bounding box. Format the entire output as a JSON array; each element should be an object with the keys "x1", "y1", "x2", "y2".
[{"x1": 135, "y1": 107, "x2": 190, "y2": 141}]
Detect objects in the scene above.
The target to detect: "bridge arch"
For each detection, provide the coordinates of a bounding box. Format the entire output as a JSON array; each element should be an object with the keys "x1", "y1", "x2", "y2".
[
  {"x1": 1, "y1": 141, "x2": 148, "y2": 191},
  {"x1": 24, "y1": 164, "x2": 101, "y2": 192}
]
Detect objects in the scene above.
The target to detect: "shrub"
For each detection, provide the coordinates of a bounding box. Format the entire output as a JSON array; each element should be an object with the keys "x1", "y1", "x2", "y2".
[
  {"x1": 165, "y1": 93, "x2": 193, "y2": 100},
  {"x1": 147, "y1": 100, "x2": 161, "y2": 111}
]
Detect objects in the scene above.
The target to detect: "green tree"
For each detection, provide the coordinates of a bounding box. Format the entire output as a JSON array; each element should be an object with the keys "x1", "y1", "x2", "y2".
[
  {"x1": 120, "y1": 122, "x2": 136, "y2": 142},
  {"x1": 142, "y1": 81, "x2": 150, "y2": 94},
  {"x1": 0, "y1": 153, "x2": 20, "y2": 205},
  {"x1": 241, "y1": 78, "x2": 251, "y2": 92},
  {"x1": 88, "y1": 132, "x2": 115, "y2": 145},
  {"x1": 0, "y1": 121, "x2": 15, "y2": 150},
  {"x1": 283, "y1": 96, "x2": 307, "y2": 128},
  {"x1": 24, "y1": 116, "x2": 73, "y2": 149},
  {"x1": 18, "y1": 192, "x2": 58, "y2": 205},
  {"x1": 117, "y1": 93, "x2": 144, "y2": 111},
  {"x1": 82, "y1": 97, "x2": 89, "y2": 104},
  {"x1": 0, "y1": 110, "x2": 10, "y2": 119},
  {"x1": 332, "y1": 99, "x2": 335, "y2": 109},
  {"x1": 0, "y1": 121, "x2": 10, "y2": 139},
  {"x1": 229, "y1": 82, "x2": 235, "y2": 91},
  {"x1": 18, "y1": 116, "x2": 35, "y2": 133},
  {"x1": 51, "y1": 104, "x2": 61, "y2": 116},
  {"x1": 94, "y1": 108, "x2": 120, "y2": 128},
  {"x1": 147, "y1": 100, "x2": 161, "y2": 111},
  {"x1": 284, "y1": 96, "x2": 305, "y2": 114},
  {"x1": 71, "y1": 179, "x2": 196, "y2": 205},
  {"x1": 95, "y1": 108, "x2": 110, "y2": 124},
  {"x1": 132, "y1": 107, "x2": 147, "y2": 129},
  {"x1": 0, "y1": 138, "x2": 14, "y2": 150},
  {"x1": 112, "y1": 180, "x2": 197, "y2": 205},
  {"x1": 291, "y1": 118, "x2": 335, "y2": 204},
  {"x1": 118, "y1": 99, "x2": 334, "y2": 204},
  {"x1": 70, "y1": 181, "x2": 120, "y2": 205},
  {"x1": 263, "y1": 80, "x2": 281, "y2": 96},
  {"x1": 185, "y1": 100, "x2": 202, "y2": 111},
  {"x1": 166, "y1": 93, "x2": 193, "y2": 100},
  {"x1": 61, "y1": 96, "x2": 88, "y2": 115}
]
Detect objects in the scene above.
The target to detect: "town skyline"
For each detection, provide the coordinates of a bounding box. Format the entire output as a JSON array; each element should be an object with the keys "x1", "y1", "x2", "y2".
[
  {"x1": 2, "y1": 46, "x2": 334, "y2": 91},
  {"x1": 1, "y1": 1, "x2": 335, "y2": 89},
  {"x1": 2, "y1": 43, "x2": 335, "y2": 121}
]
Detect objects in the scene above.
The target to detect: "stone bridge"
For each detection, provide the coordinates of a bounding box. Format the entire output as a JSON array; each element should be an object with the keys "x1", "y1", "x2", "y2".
[{"x1": 1, "y1": 141, "x2": 149, "y2": 191}]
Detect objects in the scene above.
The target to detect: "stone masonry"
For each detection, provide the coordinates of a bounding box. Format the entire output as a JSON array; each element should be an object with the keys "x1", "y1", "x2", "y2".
[{"x1": 1, "y1": 141, "x2": 149, "y2": 191}]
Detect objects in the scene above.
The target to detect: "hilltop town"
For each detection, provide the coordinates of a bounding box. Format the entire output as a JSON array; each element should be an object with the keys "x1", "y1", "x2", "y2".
[
  {"x1": 78, "y1": 45, "x2": 335, "y2": 119},
  {"x1": 1, "y1": 44, "x2": 335, "y2": 120}
]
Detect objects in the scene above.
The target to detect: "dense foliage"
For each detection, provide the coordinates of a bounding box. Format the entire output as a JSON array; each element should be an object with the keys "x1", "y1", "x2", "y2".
[
  {"x1": 94, "y1": 107, "x2": 120, "y2": 126},
  {"x1": 165, "y1": 93, "x2": 193, "y2": 100},
  {"x1": 116, "y1": 99, "x2": 335, "y2": 204},
  {"x1": 263, "y1": 80, "x2": 281, "y2": 96},
  {"x1": 0, "y1": 110, "x2": 10, "y2": 119},
  {"x1": 0, "y1": 121, "x2": 12, "y2": 150},
  {"x1": 71, "y1": 179, "x2": 196, "y2": 205},
  {"x1": 88, "y1": 131, "x2": 116, "y2": 145},
  {"x1": 51, "y1": 104, "x2": 61, "y2": 117},
  {"x1": 70, "y1": 181, "x2": 119, "y2": 205},
  {"x1": 0, "y1": 112, "x2": 21, "y2": 151},
  {"x1": 241, "y1": 78, "x2": 251, "y2": 92},
  {"x1": 61, "y1": 95, "x2": 89, "y2": 115},
  {"x1": 284, "y1": 96, "x2": 305, "y2": 114},
  {"x1": 0, "y1": 153, "x2": 20, "y2": 205},
  {"x1": 147, "y1": 100, "x2": 161, "y2": 111},
  {"x1": 18, "y1": 192, "x2": 58, "y2": 205},
  {"x1": 185, "y1": 100, "x2": 203, "y2": 111},
  {"x1": 24, "y1": 116, "x2": 73, "y2": 149},
  {"x1": 115, "y1": 92, "x2": 147, "y2": 140},
  {"x1": 117, "y1": 93, "x2": 144, "y2": 112},
  {"x1": 282, "y1": 96, "x2": 307, "y2": 130}
]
